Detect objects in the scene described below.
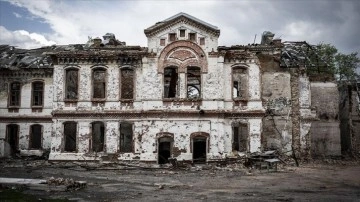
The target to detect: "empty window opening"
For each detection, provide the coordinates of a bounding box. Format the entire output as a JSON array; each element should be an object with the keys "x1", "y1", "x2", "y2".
[
  {"x1": 30, "y1": 124, "x2": 42, "y2": 149},
  {"x1": 120, "y1": 122, "x2": 133, "y2": 153},
  {"x1": 233, "y1": 124, "x2": 248, "y2": 152},
  {"x1": 189, "y1": 33, "x2": 196, "y2": 41},
  {"x1": 64, "y1": 122, "x2": 77, "y2": 152},
  {"x1": 232, "y1": 68, "x2": 248, "y2": 99},
  {"x1": 158, "y1": 137, "x2": 173, "y2": 164},
  {"x1": 169, "y1": 33, "x2": 176, "y2": 42},
  {"x1": 192, "y1": 137, "x2": 207, "y2": 163},
  {"x1": 32, "y1": 82, "x2": 44, "y2": 107},
  {"x1": 164, "y1": 67, "x2": 179, "y2": 98},
  {"x1": 187, "y1": 67, "x2": 201, "y2": 99},
  {"x1": 92, "y1": 122, "x2": 105, "y2": 152},
  {"x1": 65, "y1": 69, "x2": 78, "y2": 100},
  {"x1": 93, "y1": 69, "x2": 106, "y2": 99},
  {"x1": 121, "y1": 68, "x2": 134, "y2": 100},
  {"x1": 9, "y1": 82, "x2": 20, "y2": 106},
  {"x1": 180, "y1": 29, "x2": 186, "y2": 37},
  {"x1": 199, "y1": 37, "x2": 205, "y2": 45},
  {"x1": 6, "y1": 124, "x2": 19, "y2": 155},
  {"x1": 160, "y1": 38, "x2": 166, "y2": 46}
]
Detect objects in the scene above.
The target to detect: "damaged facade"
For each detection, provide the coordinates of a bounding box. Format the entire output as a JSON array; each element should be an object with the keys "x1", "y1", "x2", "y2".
[{"x1": 0, "y1": 13, "x2": 348, "y2": 162}]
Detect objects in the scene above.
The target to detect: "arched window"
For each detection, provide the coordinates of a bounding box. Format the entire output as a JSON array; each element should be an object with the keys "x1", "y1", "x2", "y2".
[
  {"x1": 30, "y1": 124, "x2": 42, "y2": 149},
  {"x1": 32, "y1": 81, "x2": 44, "y2": 107},
  {"x1": 92, "y1": 68, "x2": 106, "y2": 99},
  {"x1": 9, "y1": 82, "x2": 21, "y2": 106},
  {"x1": 187, "y1": 67, "x2": 201, "y2": 99},
  {"x1": 120, "y1": 68, "x2": 134, "y2": 100},
  {"x1": 91, "y1": 121, "x2": 105, "y2": 152},
  {"x1": 63, "y1": 122, "x2": 77, "y2": 152},
  {"x1": 65, "y1": 69, "x2": 79, "y2": 100},
  {"x1": 232, "y1": 67, "x2": 248, "y2": 99},
  {"x1": 164, "y1": 67, "x2": 178, "y2": 98},
  {"x1": 120, "y1": 122, "x2": 133, "y2": 152}
]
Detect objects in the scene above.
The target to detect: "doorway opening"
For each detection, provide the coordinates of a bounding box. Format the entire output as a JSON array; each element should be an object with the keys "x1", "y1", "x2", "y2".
[
  {"x1": 6, "y1": 124, "x2": 19, "y2": 155},
  {"x1": 192, "y1": 137, "x2": 207, "y2": 163},
  {"x1": 158, "y1": 137, "x2": 172, "y2": 164}
]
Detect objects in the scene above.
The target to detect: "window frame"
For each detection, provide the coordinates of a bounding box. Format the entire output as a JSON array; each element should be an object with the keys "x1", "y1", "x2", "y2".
[
  {"x1": 92, "y1": 67, "x2": 107, "y2": 101},
  {"x1": 91, "y1": 121, "x2": 105, "y2": 152},
  {"x1": 8, "y1": 82, "x2": 21, "y2": 107},
  {"x1": 232, "y1": 66, "x2": 249, "y2": 101},
  {"x1": 64, "y1": 68, "x2": 79, "y2": 101},
  {"x1": 163, "y1": 66, "x2": 179, "y2": 99},
  {"x1": 63, "y1": 121, "x2": 77, "y2": 152},
  {"x1": 120, "y1": 67, "x2": 135, "y2": 101},
  {"x1": 168, "y1": 33, "x2": 176, "y2": 42},
  {"x1": 31, "y1": 81, "x2": 44, "y2": 108},
  {"x1": 186, "y1": 66, "x2": 202, "y2": 100},
  {"x1": 119, "y1": 122, "x2": 133, "y2": 153},
  {"x1": 29, "y1": 124, "x2": 42, "y2": 150}
]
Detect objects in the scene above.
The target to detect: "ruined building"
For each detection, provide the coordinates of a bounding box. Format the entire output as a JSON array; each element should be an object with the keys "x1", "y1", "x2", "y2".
[{"x1": 0, "y1": 13, "x2": 348, "y2": 163}]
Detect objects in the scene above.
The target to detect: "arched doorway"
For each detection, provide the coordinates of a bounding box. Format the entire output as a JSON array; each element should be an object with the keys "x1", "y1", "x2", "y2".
[
  {"x1": 157, "y1": 133, "x2": 174, "y2": 164},
  {"x1": 191, "y1": 132, "x2": 209, "y2": 163}
]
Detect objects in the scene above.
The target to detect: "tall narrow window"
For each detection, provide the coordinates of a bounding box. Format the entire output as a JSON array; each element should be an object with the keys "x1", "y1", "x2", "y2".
[
  {"x1": 164, "y1": 67, "x2": 178, "y2": 98},
  {"x1": 65, "y1": 69, "x2": 78, "y2": 100},
  {"x1": 180, "y1": 29, "x2": 186, "y2": 37},
  {"x1": 92, "y1": 122, "x2": 105, "y2": 152},
  {"x1": 121, "y1": 68, "x2": 134, "y2": 100},
  {"x1": 120, "y1": 122, "x2": 133, "y2": 153},
  {"x1": 189, "y1": 33, "x2": 196, "y2": 41},
  {"x1": 64, "y1": 122, "x2": 77, "y2": 152},
  {"x1": 232, "y1": 68, "x2": 248, "y2": 99},
  {"x1": 30, "y1": 124, "x2": 42, "y2": 149},
  {"x1": 160, "y1": 38, "x2": 166, "y2": 46},
  {"x1": 199, "y1": 37, "x2": 205, "y2": 45},
  {"x1": 92, "y1": 69, "x2": 106, "y2": 99},
  {"x1": 233, "y1": 124, "x2": 248, "y2": 152},
  {"x1": 9, "y1": 82, "x2": 21, "y2": 106},
  {"x1": 187, "y1": 67, "x2": 201, "y2": 99},
  {"x1": 6, "y1": 124, "x2": 19, "y2": 154},
  {"x1": 169, "y1": 33, "x2": 176, "y2": 42},
  {"x1": 32, "y1": 82, "x2": 44, "y2": 107}
]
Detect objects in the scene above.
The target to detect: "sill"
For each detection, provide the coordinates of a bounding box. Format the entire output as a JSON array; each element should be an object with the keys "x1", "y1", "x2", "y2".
[
  {"x1": 120, "y1": 99, "x2": 134, "y2": 103},
  {"x1": 8, "y1": 108, "x2": 19, "y2": 113},
  {"x1": 32, "y1": 108, "x2": 43, "y2": 113},
  {"x1": 163, "y1": 98, "x2": 202, "y2": 102}
]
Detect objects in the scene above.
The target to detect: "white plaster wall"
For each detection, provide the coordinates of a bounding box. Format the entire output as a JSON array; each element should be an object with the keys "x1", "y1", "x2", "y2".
[{"x1": 248, "y1": 119, "x2": 262, "y2": 153}]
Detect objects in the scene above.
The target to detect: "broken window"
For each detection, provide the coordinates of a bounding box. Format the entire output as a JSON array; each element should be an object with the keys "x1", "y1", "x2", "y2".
[
  {"x1": 169, "y1": 33, "x2": 176, "y2": 42},
  {"x1": 6, "y1": 124, "x2": 19, "y2": 154},
  {"x1": 30, "y1": 124, "x2": 42, "y2": 149},
  {"x1": 121, "y1": 68, "x2": 134, "y2": 100},
  {"x1": 187, "y1": 67, "x2": 201, "y2": 99},
  {"x1": 189, "y1": 33, "x2": 196, "y2": 41},
  {"x1": 64, "y1": 122, "x2": 77, "y2": 152},
  {"x1": 180, "y1": 29, "x2": 186, "y2": 37},
  {"x1": 32, "y1": 81, "x2": 44, "y2": 107},
  {"x1": 233, "y1": 124, "x2": 248, "y2": 152},
  {"x1": 160, "y1": 38, "x2": 166, "y2": 46},
  {"x1": 158, "y1": 137, "x2": 173, "y2": 164},
  {"x1": 65, "y1": 69, "x2": 78, "y2": 100},
  {"x1": 120, "y1": 122, "x2": 133, "y2": 153},
  {"x1": 92, "y1": 121, "x2": 105, "y2": 152},
  {"x1": 232, "y1": 68, "x2": 248, "y2": 99},
  {"x1": 192, "y1": 136, "x2": 207, "y2": 163},
  {"x1": 164, "y1": 67, "x2": 178, "y2": 98},
  {"x1": 9, "y1": 82, "x2": 21, "y2": 106},
  {"x1": 92, "y1": 68, "x2": 106, "y2": 99}
]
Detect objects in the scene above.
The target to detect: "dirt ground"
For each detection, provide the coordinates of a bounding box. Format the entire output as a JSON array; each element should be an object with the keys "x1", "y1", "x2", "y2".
[{"x1": 0, "y1": 159, "x2": 360, "y2": 202}]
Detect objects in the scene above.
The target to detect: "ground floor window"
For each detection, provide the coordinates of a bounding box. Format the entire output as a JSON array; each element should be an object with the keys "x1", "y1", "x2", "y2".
[
  {"x1": 91, "y1": 122, "x2": 105, "y2": 152},
  {"x1": 120, "y1": 122, "x2": 133, "y2": 152},
  {"x1": 233, "y1": 123, "x2": 248, "y2": 152},
  {"x1": 6, "y1": 124, "x2": 19, "y2": 154},
  {"x1": 191, "y1": 132, "x2": 209, "y2": 163},
  {"x1": 30, "y1": 124, "x2": 42, "y2": 149},
  {"x1": 64, "y1": 122, "x2": 77, "y2": 152},
  {"x1": 158, "y1": 135, "x2": 173, "y2": 164}
]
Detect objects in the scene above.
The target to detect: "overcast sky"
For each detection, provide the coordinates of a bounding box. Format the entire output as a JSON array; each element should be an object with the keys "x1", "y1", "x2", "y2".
[{"x1": 0, "y1": 0, "x2": 359, "y2": 54}]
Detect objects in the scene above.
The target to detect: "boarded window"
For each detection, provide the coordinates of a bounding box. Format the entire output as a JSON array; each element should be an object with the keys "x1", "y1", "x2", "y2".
[
  {"x1": 6, "y1": 124, "x2": 19, "y2": 154},
  {"x1": 164, "y1": 67, "x2": 178, "y2": 98},
  {"x1": 120, "y1": 122, "x2": 133, "y2": 152},
  {"x1": 32, "y1": 82, "x2": 43, "y2": 106},
  {"x1": 199, "y1": 37, "x2": 205, "y2": 45},
  {"x1": 30, "y1": 124, "x2": 42, "y2": 149},
  {"x1": 121, "y1": 68, "x2": 134, "y2": 99},
  {"x1": 169, "y1": 33, "x2": 176, "y2": 42},
  {"x1": 64, "y1": 122, "x2": 77, "y2": 152},
  {"x1": 65, "y1": 69, "x2": 78, "y2": 100},
  {"x1": 9, "y1": 82, "x2": 20, "y2": 106},
  {"x1": 233, "y1": 124, "x2": 248, "y2": 152},
  {"x1": 180, "y1": 29, "x2": 185, "y2": 37},
  {"x1": 92, "y1": 122, "x2": 105, "y2": 152},
  {"x1": 187, "y1": 67, "x2": 201, "y2": 99},
  {"x1": 160, "y1": 39, "x2": 166, "y2": 46},
  {"x1": 189, "y1": 33, "x2": 196, "y2": 41},
  {"x1": 232, "y1": 68, "x2": 248, "y2": 99},
  {"x1": 92, "y1": 69, "x2": 106, "y2": 99}
]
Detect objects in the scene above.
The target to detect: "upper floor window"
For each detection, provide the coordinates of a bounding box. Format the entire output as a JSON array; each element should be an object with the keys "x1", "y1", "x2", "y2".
[
  {"x1": 30, "y1": 124, "x2": 42, "y2": 149},
  {"x1": 199, "y1": 37, "x2": 205, "y2": 45},
  {"x1": 169, "y1": 33, "x2": 176, "y2": 42},
  {"x1": 187, "y1": 67, "x2": 201, "y2": 99},
  {"x1": 32, "y1": 81, "x2": 44, "y2": 107},
  {"x1": 64, "y1": 122, "x2": 77, "y2": 152},
  {"x1": 121, "y1": 68, "x2": 134, "y2": 100},
  {"x1": 180, "y1": 29, "x2": 186, "y2": 37},
  {"x1": 9, "y1": 82, "x2": 21, "y2": 107},
  {"x1": 232, "y1": 67, "x2": 248, "y2": 99},
  {"x1": 164, "y1": 67, "x2": 179, "y2": 98},
  {"x1": 189, "y1": 33, "x2": 196, "y2": 41},
  {"x1": 92, "y1": 68, "x2": 106, "y2": 99},
  {"x1": 65, "y1": 69, "x2": 79, "y2": 100},
  {"x1": 160, "y1": 38, "x2": 166, "y2": 46}
]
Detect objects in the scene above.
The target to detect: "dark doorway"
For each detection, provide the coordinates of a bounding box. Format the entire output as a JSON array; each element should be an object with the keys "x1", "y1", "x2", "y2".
[
  {"x1": 64, "y1": 122, "x2": 77, "y2": 152},
  {"x1": 30, "y1": 124, "x2": 42, "y2": 149},
  {"x1": 158, "y1": 137, "x2": 172, "y2": 164},
  {"x1": 6, "y1": 124, "x2": 19, "y2": 155},
  {"x1": 92, "y1": 122, "x2": 105, "y2": 152},
  {"x1": 193, "y1": 137, "x2": 207, "y2": 163}
]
